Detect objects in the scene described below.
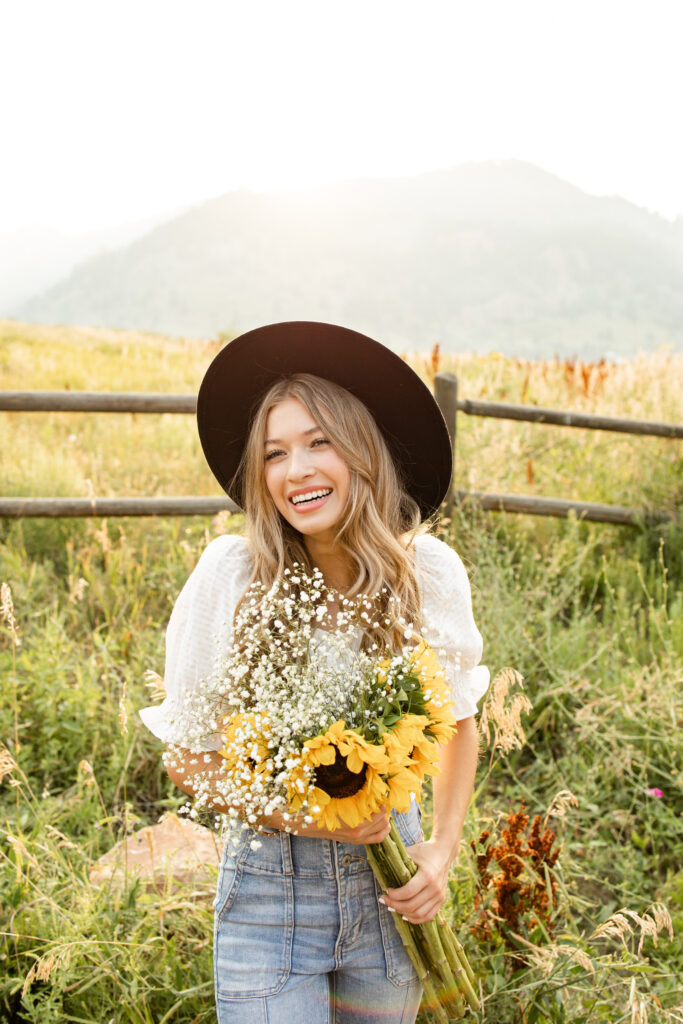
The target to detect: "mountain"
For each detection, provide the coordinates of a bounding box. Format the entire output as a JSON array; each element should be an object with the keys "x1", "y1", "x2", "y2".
[
  {"x1": 15, "y1": 161, "x2": 683, "y2": 358},
  {"x1": 0, "y1": 208, "x2": 186, "y2": 311}
]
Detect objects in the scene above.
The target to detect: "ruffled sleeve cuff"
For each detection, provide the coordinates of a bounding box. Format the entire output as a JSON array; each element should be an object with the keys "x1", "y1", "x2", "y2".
[
  {"x1": 138, "y1": 699, "x2": 222, "y2": 751},
  {"x1": 138, "y1": 700, "x2": 175, "y2": 743}
]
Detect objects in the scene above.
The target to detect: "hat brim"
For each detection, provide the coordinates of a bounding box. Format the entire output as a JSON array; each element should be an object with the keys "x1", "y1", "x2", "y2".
[{"x1": 197, "y1": 321, "x2": 452, "y2": 519}]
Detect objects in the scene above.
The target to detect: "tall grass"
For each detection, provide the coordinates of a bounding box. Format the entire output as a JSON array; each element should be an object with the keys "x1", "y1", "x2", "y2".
[{"x1": 1, "y1": 323, "x2": 681, "y2": 1022}]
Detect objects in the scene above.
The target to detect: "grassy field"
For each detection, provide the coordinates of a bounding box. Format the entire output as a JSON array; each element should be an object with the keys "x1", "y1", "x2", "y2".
[{"x1": 1, "y1": 321, "x2": 682, "y2": 1023}]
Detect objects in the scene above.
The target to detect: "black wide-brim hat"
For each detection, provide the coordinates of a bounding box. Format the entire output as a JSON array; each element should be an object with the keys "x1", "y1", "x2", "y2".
[{"x1": 197, "y1": 321, "x2": 453, "y2": 519}]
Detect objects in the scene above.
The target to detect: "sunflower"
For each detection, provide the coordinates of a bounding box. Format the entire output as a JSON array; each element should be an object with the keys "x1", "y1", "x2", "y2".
[
  {"x1": 410, "y1": 640, "x2": 459, "y2": 744},
  {"x1": 302, "y1": 719, "x2": 390, "y2": 831},
  {"x1": 383, "y1": 712, "x2": 442, "y2": 786},
  {"x1": 219, "y1": 711, "x2": 273, "y2": 778},
  {"x1": 382, "y1": 713, "x2": 429, "y2": 766}
]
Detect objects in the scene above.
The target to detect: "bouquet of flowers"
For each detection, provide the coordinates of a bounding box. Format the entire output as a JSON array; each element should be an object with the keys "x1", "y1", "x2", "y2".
[{"x1": 166, "y1": 566, "x2": 480, "y2": 1021}]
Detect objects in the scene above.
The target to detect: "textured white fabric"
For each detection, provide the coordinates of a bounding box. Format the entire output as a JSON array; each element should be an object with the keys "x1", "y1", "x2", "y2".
[{"x1": 139, "y1": 533, "x2": 489, "y2": 748}]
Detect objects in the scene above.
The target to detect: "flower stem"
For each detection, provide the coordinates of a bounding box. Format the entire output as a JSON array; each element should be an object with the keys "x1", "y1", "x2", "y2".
[
  {"x1": 440, "y1": 916, "x2": 479, "y2": 1007},
  {"x1": 365, "y1": 821, "x2": 479, "y2": 1018}
]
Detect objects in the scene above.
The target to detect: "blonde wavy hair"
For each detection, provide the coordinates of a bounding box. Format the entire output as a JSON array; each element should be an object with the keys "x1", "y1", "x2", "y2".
[{"x1": 235, "y1": 373, "x2": 428, "y2": 648}]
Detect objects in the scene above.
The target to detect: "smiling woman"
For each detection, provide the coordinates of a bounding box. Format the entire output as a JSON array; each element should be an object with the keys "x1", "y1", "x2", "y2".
[{"x1": 139, "y1": 321, "x2": 488, "y2": 1024}]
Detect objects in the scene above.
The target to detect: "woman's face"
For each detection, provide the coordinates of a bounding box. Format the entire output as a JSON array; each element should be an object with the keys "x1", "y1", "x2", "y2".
[{"x1": 263, "y1": 397, "x2": 351, "y2": 546}]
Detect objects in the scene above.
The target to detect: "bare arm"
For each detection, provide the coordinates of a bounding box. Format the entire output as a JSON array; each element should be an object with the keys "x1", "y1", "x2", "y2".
[
  {"x1": 383, "y1": 716, "x2": 480, "y2": 923},
  {"x1": 164, "y1": 745, "x2": 391, "y2": 845}
]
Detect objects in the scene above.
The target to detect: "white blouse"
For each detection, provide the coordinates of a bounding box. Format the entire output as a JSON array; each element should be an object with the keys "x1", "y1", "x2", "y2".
[{"x1": 139, "y1": 533, "x2": 489, "y2": 749}]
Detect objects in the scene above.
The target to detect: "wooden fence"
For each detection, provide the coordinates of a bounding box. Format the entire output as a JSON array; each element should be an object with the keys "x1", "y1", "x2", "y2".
[{"x1": 1, "y1": 376, "x2": 681, "y2": 525}]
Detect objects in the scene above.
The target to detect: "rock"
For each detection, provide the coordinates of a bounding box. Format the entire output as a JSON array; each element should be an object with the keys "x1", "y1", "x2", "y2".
[{"x1": 89, "y1": 813, "x2": 222, "y2": 892}]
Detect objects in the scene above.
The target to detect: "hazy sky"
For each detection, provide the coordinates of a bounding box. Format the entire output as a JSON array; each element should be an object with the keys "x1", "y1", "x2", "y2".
[{"x1": 2, "y1": 0, "x2": 682, "y2": 234}]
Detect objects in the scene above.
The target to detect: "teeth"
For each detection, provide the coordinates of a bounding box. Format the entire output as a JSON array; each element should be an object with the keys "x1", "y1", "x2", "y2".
[{"x1": 290, "y1": 489, "x2": 332, "y2": 505}]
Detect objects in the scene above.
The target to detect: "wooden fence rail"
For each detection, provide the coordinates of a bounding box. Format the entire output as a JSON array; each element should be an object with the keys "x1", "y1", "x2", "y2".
[
  {"x1": 1, "y1": 377, "x2": 680, "y2": 525},
  {"x1": 1, "y1": 388, "x2": 681, "y2": 438},
  {"x1": 0, "y1": 391, "x2": 197, "y2": 414},
  {"x1": 0, "y1": 493, "x2": 654, "y2": 526}
]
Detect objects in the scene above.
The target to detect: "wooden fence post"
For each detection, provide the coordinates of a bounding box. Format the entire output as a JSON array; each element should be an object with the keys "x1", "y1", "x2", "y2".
[{"x1": 434, "y1": 372, "x2": 458, "y2": 519}]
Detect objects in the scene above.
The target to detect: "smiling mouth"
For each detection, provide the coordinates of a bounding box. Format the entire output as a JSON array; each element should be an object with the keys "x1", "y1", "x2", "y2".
[{"x1": 289, "y1": 488, "x2": 333, "y2": 507}]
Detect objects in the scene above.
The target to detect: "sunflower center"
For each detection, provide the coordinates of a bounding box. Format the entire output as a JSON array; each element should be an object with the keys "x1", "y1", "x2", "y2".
[{"x1": 315, "y1": 750, "x2": 368, "y2": 799}]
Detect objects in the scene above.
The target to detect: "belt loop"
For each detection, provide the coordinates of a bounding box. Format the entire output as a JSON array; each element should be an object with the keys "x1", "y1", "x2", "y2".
[{"x1": 279, "y1": 829, "x2": 294, "y2": 876}]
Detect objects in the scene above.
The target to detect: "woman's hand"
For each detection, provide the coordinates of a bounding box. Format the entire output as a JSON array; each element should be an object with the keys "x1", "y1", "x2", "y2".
[
  {"x1": 381, "y1": 837, "x2": 457, "y2": 924},
  {"x1": 266, "y1": 807, "x2": 392, "y2": 845}
]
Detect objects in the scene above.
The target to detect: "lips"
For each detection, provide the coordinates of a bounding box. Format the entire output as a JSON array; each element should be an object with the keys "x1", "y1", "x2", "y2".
[{"x1": 289, "y1": 488, "x2": 332, "y2": 508}]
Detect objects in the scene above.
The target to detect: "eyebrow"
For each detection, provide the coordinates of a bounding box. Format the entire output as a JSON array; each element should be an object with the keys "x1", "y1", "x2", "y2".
[{"x1": 264, "y1": 426, "x2": 322, "y2": 446}]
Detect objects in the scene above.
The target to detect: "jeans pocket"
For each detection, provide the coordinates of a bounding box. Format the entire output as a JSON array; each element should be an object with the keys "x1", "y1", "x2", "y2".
[
  {"x1": 213, "y1": 854, "x2": 294, "y2": 998},
  {"x1": 213, "y1": 832, "x2": 249, "y2": 917},
  {"x1": 373, "y1": 875, "x2": 420, "y2": 988}
]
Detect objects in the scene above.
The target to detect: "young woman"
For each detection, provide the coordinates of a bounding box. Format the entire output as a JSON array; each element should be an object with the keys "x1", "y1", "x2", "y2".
[{"x1": 140, "y1": 322, "x2": 489, "y2": 1024}]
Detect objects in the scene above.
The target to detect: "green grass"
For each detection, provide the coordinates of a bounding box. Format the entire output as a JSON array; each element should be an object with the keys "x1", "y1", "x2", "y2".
[{"x1": 1, "y1": 323, "x2": 681, "y2": 1022}]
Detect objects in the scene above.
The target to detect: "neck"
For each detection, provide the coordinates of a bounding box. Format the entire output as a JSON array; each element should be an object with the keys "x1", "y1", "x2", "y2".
[{"x1": 304, "y1": 537, "x2": 354, "y2": 592}]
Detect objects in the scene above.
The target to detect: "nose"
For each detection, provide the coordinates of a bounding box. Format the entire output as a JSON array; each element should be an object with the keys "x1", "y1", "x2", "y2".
[{"x1": 287, "y1": 444, "x2": 315, "y2": 481}]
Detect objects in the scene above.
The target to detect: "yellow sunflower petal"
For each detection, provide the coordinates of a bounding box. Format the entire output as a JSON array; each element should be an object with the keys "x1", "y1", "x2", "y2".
[
  {"x1": 376, "y1": 657, "x2": 392, "y2": 685},
  {"x1": 343, "y1": 736, "x2": 389, "y2": 773},
  {"x1": 385, "y1": 765, "x2": 420, "y2": 813},
  {"x1": 219, "y1": 711, "x2": 272, "y2": 770}
]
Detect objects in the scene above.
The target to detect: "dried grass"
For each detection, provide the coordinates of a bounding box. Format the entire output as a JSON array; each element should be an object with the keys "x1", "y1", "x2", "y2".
[
  {"x1": 591, "y1": 904, "x2": 674, "y2": 956},
  {"x1": 543, "y1": 789, "x2": 579, "y2": 826},
  {"x1": 144, "y1": 670, "x2": 166, "y2": 701},
  {"x1": 22, "y1": 948, "x2": 72, "y2": 998},
  {"x1": 118, "y1": 679, "x2": 129, "y2": 736},
  {"x1": 1, "y1": 581, "x2": 20, "y2": 646},
  {"x1": 479, "y1": 667, "x2": 532, "y2": 754},
  {"x1": 0, "y1": 745, "x2": 17, "y2": 783}
]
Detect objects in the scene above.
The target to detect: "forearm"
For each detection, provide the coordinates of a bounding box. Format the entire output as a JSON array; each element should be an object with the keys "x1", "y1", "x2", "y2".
[
  {"x1": 165, "y1": 745, "x2": 284, "y2": 826},
  {"x1": 382, "y1": 717, "x2": 479, "y2": 922},
  {"x1": 164, "y1": 745, "x2": 232, "y2": 809},
  {"x1": 430, "y1": 715, "x2": 480, "y2": 862},
  {"x1": 165, "y1": 746, "x2": 310, "y2": 828}
]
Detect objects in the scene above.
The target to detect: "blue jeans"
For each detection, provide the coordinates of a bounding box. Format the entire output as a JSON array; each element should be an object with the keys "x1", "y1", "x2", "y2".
[{"x1": 213, "y1": 803, "x2": 424, "y2": 1023}]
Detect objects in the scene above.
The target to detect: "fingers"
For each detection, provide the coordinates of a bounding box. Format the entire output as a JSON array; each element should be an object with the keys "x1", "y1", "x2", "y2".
[
  {"x1": 349, "y1": 816, "x2": 391, "y2": 845},
  {"x1": 383, "y1": 861, "x2": 446, "y2": 922},
  {"x1": 381, "y1": 888, "x2": 445, "y2": 924},
  {"x1": 391, "y1": 897, "x2": 443, "y2": 924},
  {"x1": 385, "y1": 861, "x2": 438, "y2": 904},
  {"x1": 385, "y1": 872, "x2": 424, "y2": 901},
  {"x1": 334, "y1": 807, "x2": 390, "y2": 845}
]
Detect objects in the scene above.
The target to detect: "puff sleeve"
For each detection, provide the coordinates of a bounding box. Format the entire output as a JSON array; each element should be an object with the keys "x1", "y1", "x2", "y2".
[
  {"x1": 138, "y1": 534, "x2": 253, "y2": 749},
  {"x1": 414, "y1": 534, "x2": 489, "y2": 720}
]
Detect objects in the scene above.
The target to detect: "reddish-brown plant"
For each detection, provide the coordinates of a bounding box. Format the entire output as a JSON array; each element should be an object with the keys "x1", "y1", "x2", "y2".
[
  {"x1": 471, "y1": 802, "x2": 562, "y2": 951},
  {"x1": 428, "y1": 342, "x2": 441, "y2": 382}
]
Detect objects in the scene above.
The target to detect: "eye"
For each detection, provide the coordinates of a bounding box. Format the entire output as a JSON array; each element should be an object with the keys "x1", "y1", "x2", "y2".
[
  {"x1": 311, "y1": 437, "x2": 329, "y2": 448},
  {"x1": 264, "y1": 448, "x2": 285, "y2": 462}
]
